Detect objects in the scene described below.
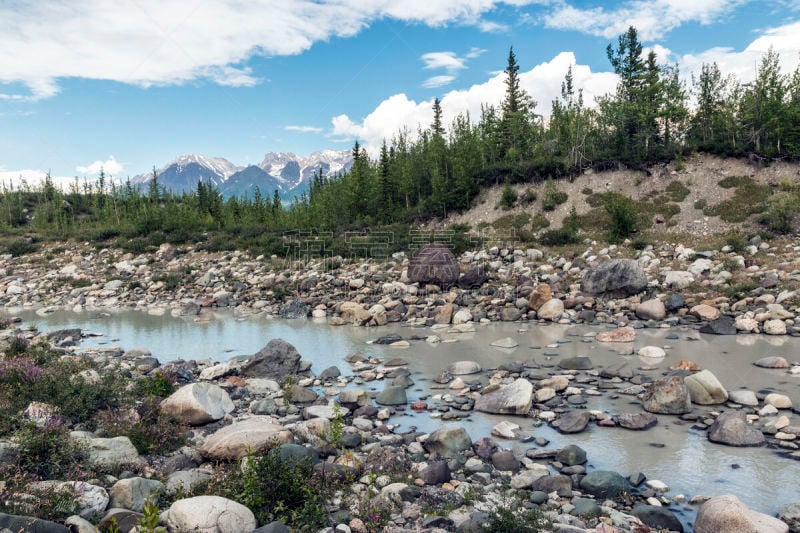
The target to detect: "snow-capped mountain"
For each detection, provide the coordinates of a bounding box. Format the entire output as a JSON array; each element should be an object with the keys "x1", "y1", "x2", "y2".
[{"x1": 131, "y1": 150, "x2": 352, "y2": 199}]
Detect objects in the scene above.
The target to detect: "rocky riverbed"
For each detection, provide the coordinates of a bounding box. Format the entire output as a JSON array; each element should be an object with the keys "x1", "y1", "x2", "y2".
[{"x1": 1, "y1": 238, "x2": 800, "y2": 532}]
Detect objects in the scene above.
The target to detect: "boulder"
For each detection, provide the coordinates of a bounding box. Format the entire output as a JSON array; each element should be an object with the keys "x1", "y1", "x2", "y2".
[
  {"x1": 447, "y1": 361, "x2": 481, "y2": 375},
  {"x1": 728, "y1": 390, "x2": 759, "y2": 406},
  {"x1": 764, "y1": 319, "x2": 787, "y2": 335},
  {"x1": 376, "y1": 386, "x2": 407, "y2": 406},
  {"x1": 536, "y1": 298, "x2": 564, "y2": 321},
  {"x1": 631, "y1": 505, "x2": 684, "y2": 532},
  {"x1": 527, "y1": 284, "x2": 553, "y2": 312},
  {"x1": 579, "y1": 470, "x2": 627, "y2": 499},
  {"x1": 434, "y1": 303, "x2": 455, "y2": 324},
  {"x1": 424, "y1": 427, "x2": 472, "y2": 458},
  {"x1": 685, "y1": 370, "x2": 728, "y2": 405},
  {"x1": 556, "y1": 444, "x2": 587, "y2": 466},
  {"x1": 636, "y1": 299, "x2": 666, "y2": 321},
  {"x1": 664, "y1": 271, "x2": 694, "y2": 290},
  {"x1": 458, "y1": 266, "x2": 487, "y2": 289},
  {"x1": 167, "y1": 496, "x2": 256, "y2": 533},
  {"x1": 642, "y1": 376, "x2": 691, "y2": 414},
  {"x1": 778, "y1": 503, "x2": 800, "y2": 533},
  {"x1": 161, "y1": 382, "x2": 234, "y2": 426},
  {"x1": 201, "y1": 416, "x2": 293, "y2": 460},
  {"x1": 474, "y1": 379, "x2": 533, "y2": 415},
  {"x1": 419, "y1": 460, "x2": 451, "y2": 485},
  {"x1": 695, "y1": 495, "x2": 788, "y2": 533},
  {"x1": 638, "y1": 346, "x2": 666, "y2": 358},
  {"x1": 407, "y1": 243, "x2": 459, "y2": 287},
  {"x1": 0, "y1": 513, "x2": 68, "y2": 533},
  {"x1": 708, "y1": 411, "x2": 765, "y2": 447},
  {"x1": 690, "y1": 304, "x2": 721, "y2": 321},
  {"x1": 754, "y1": 356, "x2": 790, "y2": 369},
  {"x1": 581, "y1": 259, "x2": 647, "y2": 297},
  {"x1": 239, "y1": 339, "x2": 301, "y2": 381},
  {"x1": 700, "y1": 315, "x2": 737, "y2": 335},
  {"x1": 109, "y1": 477, "x2": 164, "y2": 512},
  {"x1": 71, "y1": 434, "x2": 143, "y2": 469},
  {"x1": 558, "y1": 356, "x2": 593, "y2": 370},
  {"x1": 552, "y1": 411, "x2": 591, "y2": 434},
  {"x1": 617, "y1": 412, "x2": 658, "y2": 430},
  {"x1": 765, "y1": 393, "x2": 793, "y2": 409}
]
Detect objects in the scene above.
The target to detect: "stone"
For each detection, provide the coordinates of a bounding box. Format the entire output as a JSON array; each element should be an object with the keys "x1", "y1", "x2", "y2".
[
  {"x1": 695, "y1": 495, "x2": 788, "y2": 533},
  {"x1": 490, "y1": 337, "x2": 519, "y2": 349},
  {"x1": 500, "y1": 307, "x2": 522, "y2": 321},
  {"x1": 407, "y1": 243, "x2": 459, "y2": 287},
  {"x1": 201, "y1": 416, "x2": 293, "y2": 460},
  {"x1": 642, "y1": 376, "x2": 691, "y2": 415},
  {"x1": 376, "y1": 386, "x2": 407, "y2": 406},
  {"x1": 280, "y1": 298, "x2": 309, "y2": 319},
  {"x1": 166, "y1": 470, "x2": 212, "y2": 495},
  {"x1": 690, "y1": 304, "x2": 721, "y2": 321},
  {"x1": 424, "y1": 427, "x2": 472, "y2": 459},
  {"x1": 458, "y1": 266, "x2": 487, "y2": 289},
  {"x1": 474, "y1": 379, "x2": 533, "y2": 415},
  {"x1": 596, "y1": 326, "x2": 635, "y2": 343},
  {"x1": 527, "y1": 284, "x2": 553, "y2": 312},
  {"x1": 552, "y1": 411, "x2": 591, "y2": 434},
  {"x1": 754, "y1": 356, "x2": 790, "y2": 369},
  {"x1": 491, "y1": 420, "x2": 520, "y2": 439},
  {"x1": 0, "y1": 513, "x2": 68, "y2": 533},
  {"x1": 533, "y1": 475, "x2": 573, "y2": 497},
  {"x1": 420, "y1": 460, "x2": 451, "y2": 485},
  {"x1": 736, "y1": 315, "x2": 760, "y2": 333},
  {"x1": 728, "y1": 390, "x2": 759, "y2": 406},
  {"x1": 491, "y1": 450, "x2": 520, "y2": 472},
  {"x1": 510, "y1": 468, "x2": 549, "y2": 489},
  {"x1": 631, "y1": 505, "x2": 684, "y2": 532},
  {"x1": 685, "y1": 370, "x2": 729, "y2": 405},
  {"x1": 253, "y1": 523, "x2": 291, "y2": 533},
  {"x1": 778, "y1": 503, "x2": 800, "y2": 533},
  {"x1": 708, "y1": 411, "x2": 765, "y2": 447},
  {"x1": 670, "y1": 359, "x2": 701, "y2": 371},
  {"x1": 98, "y1": 509, "x2": 143, "y2": 532},
  {"x1": 536, "y1": 298, "x2": 564, "y2": 321},
  {"x1": 765, "y1": 393, "x2": 793, "y2": 409},
  {"x1": 34, "y1": 481, "x2": 108, "y2": 519},
  {"x1": 339, "y1": 302, "x2": 371, "y2": 325},
  {"x1": 161, "y1": 382, "x2": 234, "y2": 426},
  {"x1": 453, "y1": 309, "x2": 473, "y2": 324},
  {"x1": 581, "y1": 259, "x2": 648, "y2": 297},
  {"x1": 167, "y1": 496, "x2": 256, "y2": 533},
  {"x1": 665, "y1": 293, "x2": 686, "y2": 311},
  {"x1": 71, "y1": 434, "x2": 143, "y2": 468},
  {"x1": 579, "y1": 470, "x2": 627, "y2": 499},
  {"x1": 638, "y1": 346, "x2": 666, "y2": 358},
  {"x1": 636, "y1": 299, "x2": 666, "y2": 321},
  {"x1": 109, "y1": 477, "x2": 164, "y2": 512},
  {"x1": 700, "y1": 315, "x2": 737, "y2": 335},
  {"x1": 239, "y1": 339, "x2": 302, "y2": 381},
  {"x1": 664, "y1": 271, "x2": 694, "y2": 290},
  {"x1": 764, "y1": 319, "x2": 787, "y2": 335},
  {"x1": 571, "y1": 497, "x2": 601, "y2": 517},
  {"x1": 447, "y1": 361, "x2": 481, "y2": 375},
  {"x1": 435, "y1": 303, "x2": 455, "y2": 324},
  {"x1": 617, "y1": 412, "x2": 658, "y2": 430},
  {"x1": 556, "y1": 444, "x2": 587, "y2": 466}
]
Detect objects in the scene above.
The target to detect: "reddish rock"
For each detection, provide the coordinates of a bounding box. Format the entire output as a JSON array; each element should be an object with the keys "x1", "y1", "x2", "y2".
[{"x1": 596, "y1": 326, "x2": 635, "y2": 343}]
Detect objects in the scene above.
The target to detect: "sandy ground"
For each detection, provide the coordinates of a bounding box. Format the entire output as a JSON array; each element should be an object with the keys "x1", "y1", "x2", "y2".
[{"x1": 445, "y1": 154, "x2": 800, "y2": 237}]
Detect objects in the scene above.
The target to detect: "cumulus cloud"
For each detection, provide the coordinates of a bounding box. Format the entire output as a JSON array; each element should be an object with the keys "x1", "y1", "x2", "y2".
[
  {"x1": 76, "y1": 156, "x2": 124, "y2": 176},
  {"x1": 332, "y1": 51, "x2": 618, "y2": 151},
  {"x1": 285, "y1": 125, "x2": 324, "y2": 133},
  {"x1": 421, "y1": 47, "x2": 488, "y2": 88},
  {"x1": 0, "y1": 0, "x2": 545, "y2": 100},
  {"x1": 544, "y1": 0, "x2": 747, "y2": 40},
  {"x1": 422, "y1": 75, "x2": 458, "y2": 88}
]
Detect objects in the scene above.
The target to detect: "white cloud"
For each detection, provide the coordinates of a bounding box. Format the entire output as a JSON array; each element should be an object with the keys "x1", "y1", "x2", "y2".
[
  {"x1": 76, "y1": 156, "x2": 124, "y2": 177},
  {"x1": 422, "y1": 75, "x2": 458, "y2": 88},
  {"x1": 0, "y1": 0, "x2": 545, "y2": 100},
  {"x1": 543, "y1": 0, "x2": 747, "y2": 40},
  {"x1": 285, "y1": 125, "x2": 324, "y2": 133},
  {"x1": 332, "y1": 51, "x2": 617, "y2": 150},
  {"x1": 422, "y1": 52, "x2": 468, "y2": 72}
]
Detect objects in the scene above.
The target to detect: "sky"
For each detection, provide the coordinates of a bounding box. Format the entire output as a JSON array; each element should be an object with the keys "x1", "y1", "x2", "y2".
[{"x1": 1, "y1": 0, "x2": 799, "y2": 184}]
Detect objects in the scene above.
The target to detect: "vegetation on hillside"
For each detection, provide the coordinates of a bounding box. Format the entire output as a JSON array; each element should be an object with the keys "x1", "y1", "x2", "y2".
[{"x1": 1, "y1": 26, "x2": 799, "y2": 251}]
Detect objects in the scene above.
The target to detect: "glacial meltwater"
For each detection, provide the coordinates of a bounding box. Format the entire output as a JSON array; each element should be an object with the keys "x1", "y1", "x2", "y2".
[{"x1": 12, "y1": 307, "x2": 800, "y2": 527}]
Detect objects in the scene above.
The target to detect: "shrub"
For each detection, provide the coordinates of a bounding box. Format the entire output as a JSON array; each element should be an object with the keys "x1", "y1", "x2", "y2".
[
  {"x1": 15, "y1": 420, "x2": 88, "y2": 479},
  {"x1": 500, "y1": 179, "x2": 518, "y2": 210},
  {"x1": 604, "y1": 193, "x2": 638, "y2": 242},
  {"x1": 542, "y1": 177, "x2": 568, "y2": 211},
  {"x1": 135, "y1": 371, "x2": 177, "y2": 398},
  {"x1": 725, "y1": 232, "x2": 748, "y2": 253},
  {"x1": 665, "y1": 180, "x2": 690, "y2": 202},
  {"x1": 581, "y1": 187, "x2": 593, "y2": 195},
  {"x1": 759, "y1": 192, "x2": 799, "y2": 234},
  {"x1": 530, "y1": 213, "x2": 550, "y2": 231},
  {"x1": 539, "y1": 228, "x2": 579, "y2": 246},
  {"x1": 520, "y1": 188, "x2": 538, "y2": 205},
  {"x1": 694, "y1": 198, "x2": 707, "y2": 210},
  {"x1": 152, "y1": 273, "x2": 182, "y2": 291},
  {"x1": 486, "y1": 497, "x2": 548, "y2": 532},
  {"x1": 96, "y1": 397, "x2": 187, "y2": 455},
  {"x1": 4, "y1": 239, "x2": 38, "y2": 257}
]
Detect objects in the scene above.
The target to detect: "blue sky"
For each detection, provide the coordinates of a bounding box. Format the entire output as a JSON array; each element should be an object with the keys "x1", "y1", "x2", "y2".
[{"x1": 1, "y1": 0, "x2": 799, "y2": 183}]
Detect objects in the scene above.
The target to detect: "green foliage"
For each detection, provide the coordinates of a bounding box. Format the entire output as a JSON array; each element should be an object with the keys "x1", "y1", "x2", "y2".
[
  {"x1": 135, "y1": 371, "x2": 177, "y2": 398},
  {"x1": 530, "y1": 213, "x2": 550, "y2": 230},
  {"x1": 14, "y1": 421, "x2": 88, "y2": 479},
  {"x1": 152, "y1": 273, "x2": 182, "y2": 291},
  {"x1": 328, "y1": 403, "x2": 344, "y2": 449},
  {"x1": 760, "y1": 191, "x2": 800, "y2": 234},
  {"x1": 96, "y1": 397, "x2": 187, "y2": 455},
  {"x1": 520, "y1": 188, "x2": 538, "y2": 205},
  {"x1": 137, "y1": 498, "x2": 166, "y2": 532},
  {"x1": 694, "y1": 198, "x2": 707, "y2": 210},
  {"x1": 542, "y1": 177, "x2": 568, "y2": 211},
  {"x1": 726, "y1": 232, "x2": 748, "y2": 252},
  {"x1": 539, "y1": 228, "x2": 579, "y2": 246},
  {"x1": 492, "y1": 212, "x2": 531, "y2": 232},
  {"x1": 208, "y1": 450, "x2": 334, "y2": 529},
  {"x1": 486, "y1": 497, "x2": 548, "y2": 533},
  {"x1": 704, "y1": 177, "x2": 770, "y2": 222},
  {"x1": 0, "y1": 465, "x2": 80, "y2": 520},
  {"x1": 500, "y1": 178, "x2": 518, "y2": 210},
  {"x1": 665, "y1": 180, "x2": 690, "y2": 202},
  {"x1": 4, "y1": 239, "x2": 38, "y2": 257},
  {"x1": 604, "y1": 193, "x2": 638, "y2": 242}
]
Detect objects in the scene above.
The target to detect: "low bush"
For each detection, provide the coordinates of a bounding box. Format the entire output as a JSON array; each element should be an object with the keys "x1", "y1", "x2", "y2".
[
  {"x1": 500, "y1": 179, "x2": 517, "y2": 210},
  {"x1": 486, "y1": 496, "x2": 548, "y2": 532},
  {"x1": 542, "y1": 178, "x2": 568, "y2": 211},
  {"x1": 14, "y1": 420, "x2": 88, "y2": 479},
  {"x1": 539, "y1": 228, "x2": 579, "y2": 246},
  {"x1": 95, "y1": 397, "x2": 187, "y2": 455},
  {"x1": 759, "y1": 192, "x2": 799, "y2": 234},
  {"x1": 604, "y1": 193, "x2": 638, "y2": 242}
]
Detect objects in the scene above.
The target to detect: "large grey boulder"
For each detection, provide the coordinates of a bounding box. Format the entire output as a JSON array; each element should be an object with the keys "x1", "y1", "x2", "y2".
[
  {"x1": 161, "y1": 382, "x2": 234, "y2": 426},
  {"x1": 167, "y1": 496, "x2": 256, "y2": 533},
  {"x1": 631, "y1": 504, "x2": 684, "y2": 532},
  {"x1": 239, "y1": 339, "x2": 302, "y2": 381},
  {"x1": 579, "y1": 470, "x2": 627, "y2": 499},
  {"x1": 71, "y1": 433, "x2": 143, "y2": 469},
  {"x1": 201, "y1": 416, "x2": 293, "y2": 460},
  {"x1": 552, "y1": 411, "x2": 591, "y2": 434},
  {"x1": 696, "y1": 495, "x2": 788, "y2": 533},
  {"x1": 407, "y1": 243, "x2": 459, "y2": 287},
  {"x1": 581, "y1": 259, "x2": 648, "y2": 297},
  {"x1": 0, "y1": 513, "x2": 68, "y2": 533},
  {"x1": 685, "y1": 370, "x2": 728, "y2": 405},
  {"x1": 474, "y1": 379, "x2": 533, "y2": 415},
  {"x1": 424, "y1": 427, "x2": 472, "y2": 458},
  {"x1": 707, "y1": 411, "x2": 765, "y2": 447},
  {"x1": 109, "y1": 477, "x2": 164, "y2": 512},
  {"x1": 642, "y1": 376, "x2": 691, "y2": 414}
]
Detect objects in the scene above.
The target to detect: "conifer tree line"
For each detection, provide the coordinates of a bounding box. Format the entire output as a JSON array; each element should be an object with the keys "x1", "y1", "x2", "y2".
[{"x1": 1, "y1": 26, "x2": 799, "y2": 242}]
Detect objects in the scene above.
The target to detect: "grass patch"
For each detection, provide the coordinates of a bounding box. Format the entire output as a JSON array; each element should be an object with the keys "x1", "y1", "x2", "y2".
[
  {"x1": 492, "y1": 212, "x2": 531, "y2": 231},
  {"x1": 704, "y1": 176, "x2": 770, "y2": 222},
  {"x1": 665, "y1": 180, "x2": 690, "y2": 202}
]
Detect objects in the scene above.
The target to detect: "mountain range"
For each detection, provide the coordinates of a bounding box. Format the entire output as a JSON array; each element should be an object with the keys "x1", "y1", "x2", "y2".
[{"x1": 130, "y1": 150, "x2": 353, "y2": 200}]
